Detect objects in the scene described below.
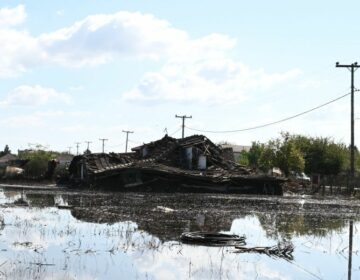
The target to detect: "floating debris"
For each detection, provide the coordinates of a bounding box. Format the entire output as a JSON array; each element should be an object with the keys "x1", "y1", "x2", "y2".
[
  {"x1": 235, "y1": 242, "x2": 294, "y2": 260},
  {"x1": 180, "y1": 231, "x2": 246, "y2": 246},
  {"x1": 56, "y1": 205, "x2": 74, "y2": 210},
  {"x1": 13, "y1": 197, "x2": 28, "y2": 206},
  {"x1": 153, "y1": 206, "x2": 175, "y2": 213},
  {"x1": 13, "y1": 241, "x2": 33, "y2": 248}
]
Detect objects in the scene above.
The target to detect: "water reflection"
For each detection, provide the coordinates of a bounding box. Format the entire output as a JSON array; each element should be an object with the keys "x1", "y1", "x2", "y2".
[
  {"x1": 0, "y1": 187, "x2": 359, "y2": 279},
  {"x1": 348, "y1": 220, "x2": 353, "y2": 280},
  {"x1": 257, "y1": 213, "x2": 346, "y2": 238}
]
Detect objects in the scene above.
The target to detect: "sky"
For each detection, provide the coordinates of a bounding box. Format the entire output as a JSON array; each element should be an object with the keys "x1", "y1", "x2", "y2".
[{"x1": 0, "y1": 0, "x2": 359, "y2": 154}]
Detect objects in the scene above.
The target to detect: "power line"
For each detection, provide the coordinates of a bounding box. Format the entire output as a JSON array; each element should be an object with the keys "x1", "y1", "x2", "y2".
[
  {"x1": 170, "y1": 127, "x2": 182, "y2": 137},
  {"x1": 128, "y1": 139, "x2": 142, "y2": 145},
  {"x1": 186, "y1": 92, "x2": 351, "y2": 134},
  {"x1": 108, "y1": 141, "x2": 126, "y2": 149}
]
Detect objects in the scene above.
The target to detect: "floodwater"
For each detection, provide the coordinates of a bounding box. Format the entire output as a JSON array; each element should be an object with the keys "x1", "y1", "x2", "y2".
[{"x1": 0, "y1": 186, "x2": 359, "y2": 280}]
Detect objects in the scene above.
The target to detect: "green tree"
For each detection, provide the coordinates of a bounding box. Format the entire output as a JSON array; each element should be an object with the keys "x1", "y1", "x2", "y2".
[
  {"x1": 238, "y1": 150, "x2": 249, "y2": 166},
  {"x1": 258, "y1": 135, "x2": 305, "y2": 176},
  {"x1": 275, "y1": 140, "x2": 305, "y2": 176},
  {"x1": 279, "y1": 134, "x2": 348, "y2": 175},
  {"x1": 3, "y1": 145, "x2": 10, "y2": 155},
  {"x1": 294, "y1": 137, "x2": 347, "y2": 175},
  {"x1": 248, "y1": 142, "x2": 265, "y2": 168},
  {"x1": 20, "y1": 149, "x2": 59, "y2": 178},
  {"x1": 0, "y1": 145, "x2": 11, "y2": 157},
  {"x1": 258, "y1": 143, "x2": 276, "y2": 172}
]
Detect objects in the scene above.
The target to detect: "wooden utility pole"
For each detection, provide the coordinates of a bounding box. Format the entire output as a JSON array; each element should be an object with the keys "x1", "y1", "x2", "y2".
[
  {"x1": 336, "y1": 62, "x2": 359, "y2": 192},
  {"x1": 99, "y1": 138, "x2": 108, "y2": 153},
  {"x1": 122, "y1": 130, "x2": 134, "y2": 153},
  {"x1": 75, "y1": 142, "x2": 81, "y2": 155},
  {"x1": 67, "y1": 147, "x2": 72, "y2": 155},
  {"x1": 175, "y1": 114, "x2": 192, "y2": 138},
  {"x1": 85, "y1": 141, "x2": 92, "y2": 151}
]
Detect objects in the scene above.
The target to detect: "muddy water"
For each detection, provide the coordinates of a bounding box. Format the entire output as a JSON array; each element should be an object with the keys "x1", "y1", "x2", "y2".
[{"x1": 0, "y1": 186, "x2": 359, "y2": 279}]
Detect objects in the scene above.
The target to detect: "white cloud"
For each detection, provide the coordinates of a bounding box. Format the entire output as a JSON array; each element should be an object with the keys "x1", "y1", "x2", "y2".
[
  {"x1": 59, "y1": 125, "x2": 95, "y2": 133},
  {"x1": 0, "y1": 28, "x2": 43, "y2": 78},
  {"x1": 0, "y1": 110, "x2": 91, "y2": 130},
  {"x1": 38, "y1": 11, "x2": 189, "y2": 66},
  {"x1": 0, "y1": 115, "x2": 44, "y2": 127},
  {"x1": 56, "y1": 9, "x2": 64, "y2": 17},
  {"x1": 0, "y1": 85, "x2": 71, "y2": 107},
  {"x1": 34, "y1": 110, "x2": 91, "y2": 118},
  {"x1": 0, "y1": 6, "x2": 39, "y2": 77},
  {"x1": 0, "y1": 6, "x2": 301, "y2": 103},
  {"x1": 69, "y1": 85, "x2": 84, "y2": 91},
  {"x1": 0, "y1": 8, "x2": 191, "y2": 76},
  {"x1": 0, "y1": 5, "x2": 26, "y2": 27},
  {"x1": 123, "y1": 58, "x2": 301, "y2": 104}
]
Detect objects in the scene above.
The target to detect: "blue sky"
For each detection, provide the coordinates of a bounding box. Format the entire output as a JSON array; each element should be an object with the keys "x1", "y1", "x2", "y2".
[{"x1": 0, "y1": 1, "x2": 359, "y2": 153}]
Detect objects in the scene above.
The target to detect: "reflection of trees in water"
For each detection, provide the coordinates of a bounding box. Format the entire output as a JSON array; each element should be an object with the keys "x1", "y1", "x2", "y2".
[
  {"x1": 24, "y1": 193, "x2": 55, "y2": 207},
  {"x1": 2, "y1": 190, "x2": 21, "y2": 199},
  {"x1": 3, "y1": 189, "x2": 358, "y2": 244},
  {"x1": 65, "y1": 194, "x2": 251, "y2": 241},
  {"x1": 0, "y1": 213, "x2": 4, "y2": 231},
  {"x1": 257, "y1": 212, "x2": 347, "y2": 239},
  {"x1": 3, "y1": 190, "x2": 56, "y2": 207},
  {"x1": 3, "y1": 190, "x2": 71, "y2": 208},
  {"x1": 70, "y1": 204, "x2": 236, "y2": 242}
]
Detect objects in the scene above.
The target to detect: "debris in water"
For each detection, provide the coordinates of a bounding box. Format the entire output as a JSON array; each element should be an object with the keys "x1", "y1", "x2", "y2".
[
  {"x1": 235, "y1": 242, "x2": 294, "y2": 260},
  {"x1": 154, "y1": 206, "x2": 175, "y2": 213},
  {"x1": 180, "y1": 231, "x2": 246, "y2": 246},
  {"x1": 13, "y1": 197, "x2": 28, "y2": 206}
]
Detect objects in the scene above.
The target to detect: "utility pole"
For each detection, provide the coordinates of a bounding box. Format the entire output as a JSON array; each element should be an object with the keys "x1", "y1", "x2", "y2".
[
  {"x1": 99, "y1": 138, "x2": 108, "y2": 153},
  {"x1": 336, "y1": 62, "x2": 359, "y2": 192},
  {"x1": 85, "y1": 141, "x2": 92, "y2": 151},
  {"x1": 175, "y1": 114, "x2": 192, "y2": 138},
  {"x1": 122, "y1": 130, "x2": 134, "y2": 153},
  {"x1": 67, "y1": 147, "x2": 72, "y2": 155},
  {"x1": 75, "y1": 142, "x2": 81, "y2": 155}
]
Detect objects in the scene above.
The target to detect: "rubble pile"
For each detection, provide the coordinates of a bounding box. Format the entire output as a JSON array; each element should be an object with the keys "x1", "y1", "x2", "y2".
[{"x1": 66, "y1": 135, "x2": 285, "y2": 195}]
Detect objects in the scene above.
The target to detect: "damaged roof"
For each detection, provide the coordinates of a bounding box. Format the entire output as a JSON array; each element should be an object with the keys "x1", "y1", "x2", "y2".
[{"x1": 69, "y1": 134, "x2": 252, "y2": 177}]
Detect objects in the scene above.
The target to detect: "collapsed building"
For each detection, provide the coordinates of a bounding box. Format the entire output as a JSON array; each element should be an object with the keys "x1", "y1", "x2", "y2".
[{"x1": 67, "y1": 135, "x2": 285, "y2": 195}]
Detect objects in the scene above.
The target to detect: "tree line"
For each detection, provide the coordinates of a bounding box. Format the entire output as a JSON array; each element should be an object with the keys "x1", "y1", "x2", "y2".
[
  {"x1": 0, "y1": 145, "x2": 70, "y2": 179},
  {"x1": 238, "y1": 132, "x2": 355, "y2": 176}
]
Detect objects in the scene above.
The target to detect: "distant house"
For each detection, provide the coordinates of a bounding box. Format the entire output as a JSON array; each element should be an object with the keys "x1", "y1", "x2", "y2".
[
  {"x1": 268, "y1": 167, "x2": 283, "y2": 177},
  {"x1": 220, "y1": 144, "x2": 251, "y2": 162},
  {"x1": 0, "y1": 154, "x2": 23, "y2": 177},
  {"x1": 56, "y1": 154, "x2": 74, "y2": 167},
  {"x1": 0, "y1": 154, "x2": 18, "y2": 167}
]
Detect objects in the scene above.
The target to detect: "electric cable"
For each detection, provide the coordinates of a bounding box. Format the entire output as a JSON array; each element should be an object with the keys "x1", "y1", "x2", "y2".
[
  {"x1": 186, "y1": 92, "x2": 351, "y2": 134},
  {"x1": 170, "y1": 127, "x2": 182, "y2": 136}
]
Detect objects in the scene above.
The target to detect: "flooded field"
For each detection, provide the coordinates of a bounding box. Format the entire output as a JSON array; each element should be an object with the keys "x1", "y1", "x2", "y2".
[{"x1": 0, "y1": 185, "x2": 359, "y2": 279}]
